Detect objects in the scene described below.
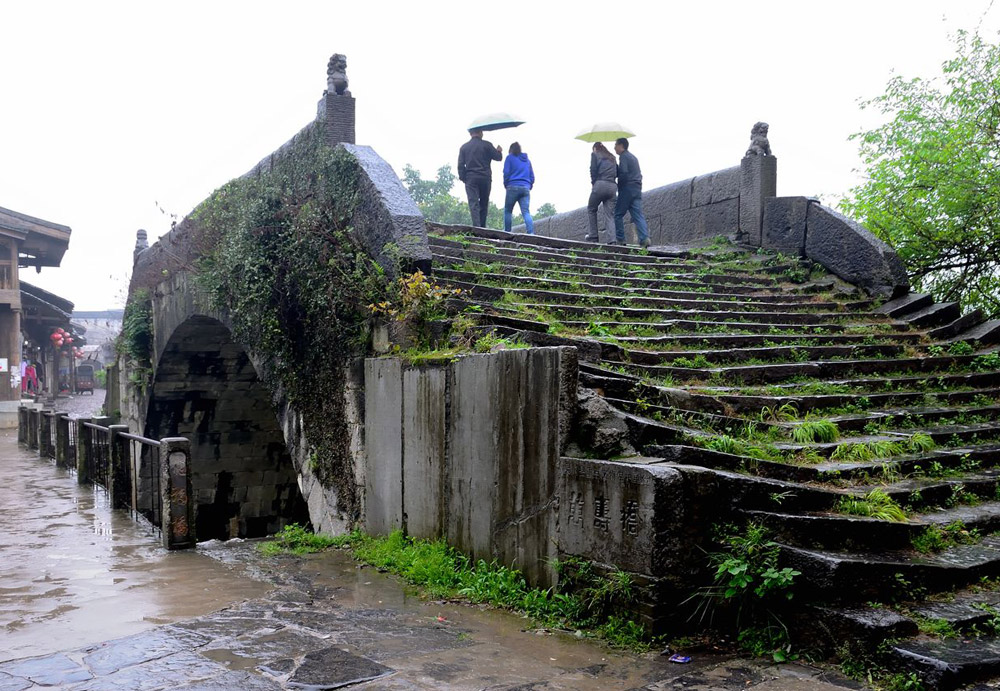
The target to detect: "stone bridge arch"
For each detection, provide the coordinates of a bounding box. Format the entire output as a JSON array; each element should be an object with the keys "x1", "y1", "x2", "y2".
[
  {"x1": 127, "y1": 271, "x2": 358, "y2": 541},
  {"x1": 145, "y1": 311, "x2": 307, "y2": 540}
]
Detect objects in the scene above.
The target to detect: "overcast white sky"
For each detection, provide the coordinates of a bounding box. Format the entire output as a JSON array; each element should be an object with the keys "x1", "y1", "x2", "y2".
[{"x1": 2, "y1": 1, "x2": 998, "y2": 310}]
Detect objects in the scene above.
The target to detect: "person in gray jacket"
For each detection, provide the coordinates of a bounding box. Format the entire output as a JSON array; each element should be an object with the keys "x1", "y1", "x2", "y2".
[
  {"x1": 614, "y1": 137, "x2": 650, "y2": 248},
  {"x1": 586, "y1": 142, "x2": 617, "y2": 243},
  {"x1": 458, "y1": 129, "x2": 503, "y2": 227}
]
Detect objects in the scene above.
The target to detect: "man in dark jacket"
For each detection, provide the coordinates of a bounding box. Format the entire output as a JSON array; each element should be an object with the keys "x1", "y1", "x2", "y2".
[
  {"x1": 613, "y1": 138, "x2": 651, "y2": 248},
  {"x1": 458, "y1": 129, "x2": 502, "y2": 227}
]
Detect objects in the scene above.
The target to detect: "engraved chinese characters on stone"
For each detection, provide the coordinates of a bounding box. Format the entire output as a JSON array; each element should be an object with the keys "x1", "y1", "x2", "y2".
[
  {"x1": 568, "y1": 492, "x2": 586, "y2": 526},
  {"x1": 594, "y1": 496, "x2": 610, "y2": 532},
  {"x1": 620, "y1": 500, "x2": 639, "y2": 536}
]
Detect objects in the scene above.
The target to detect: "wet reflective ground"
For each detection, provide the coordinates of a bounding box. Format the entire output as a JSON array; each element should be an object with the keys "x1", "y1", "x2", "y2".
[
  {"x1": 0, "y1": 431, "x2": 271, "y2": 663},
  {"x1": 0, "y1": 406, "x2": 866, "y2": 690}
]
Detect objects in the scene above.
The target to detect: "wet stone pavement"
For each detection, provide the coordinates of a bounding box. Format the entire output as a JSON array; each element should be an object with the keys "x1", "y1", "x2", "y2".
[
  {"x1": 2, "y1": 392, "x2": 869, "y2": 690},
  {"x1": 0, "y1": 543, "x2": 868, "y2": 690}
]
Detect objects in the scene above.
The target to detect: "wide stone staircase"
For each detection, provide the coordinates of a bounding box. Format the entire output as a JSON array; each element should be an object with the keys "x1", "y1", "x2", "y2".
[{"x1": 425, "y1": 222, "x2": 1000, "y2": 689}]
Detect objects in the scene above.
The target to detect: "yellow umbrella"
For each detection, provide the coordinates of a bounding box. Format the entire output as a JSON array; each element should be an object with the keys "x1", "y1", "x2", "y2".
[{"x1": 574, "y1": 122, "x2": 636, "y2": 142}]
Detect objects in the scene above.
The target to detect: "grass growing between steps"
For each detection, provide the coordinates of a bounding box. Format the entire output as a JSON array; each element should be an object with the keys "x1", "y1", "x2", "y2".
[
  {"x1": 911, "y1": 522, "x2": 981, "y2": 554},
  {"x1": 835, "y1": 488, "x2": 909, "y2": 521},
  {"x1": 690, "y1": 522, "x2": 802, "y2": 663},
  {"x1": 261, "y1": 526, "x2": 654, "y2": 651}
]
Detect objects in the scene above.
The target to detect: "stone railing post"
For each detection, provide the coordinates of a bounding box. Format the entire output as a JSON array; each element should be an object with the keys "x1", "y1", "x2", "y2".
[
  {"x1": 75, "y1": 417, "x2": 92, "y2": 484},
  {"x1": 55, "y1": 414, "x2": 70, "y2": 467},
  {"x1": 38, "y1": 409, "x2": 52, "y2": 457},
  {"x1": 159, "y1": 437, "x2": 195, "y2": 550},
  {"x1": 316, "y1": 53, "x2": 355, "y2": 146},
  {"x1": 27, "y1": 408, "x2": 39, "y2": 451},
  {"x1": 17, "y1": 405, "x2": 27, "y2": 444},
  {"x1": 739, "y1": 154, "x2": 777, "y2": 246},
  {"x1": 108, "y1": 424, "x2": 130, "y2": 510}
]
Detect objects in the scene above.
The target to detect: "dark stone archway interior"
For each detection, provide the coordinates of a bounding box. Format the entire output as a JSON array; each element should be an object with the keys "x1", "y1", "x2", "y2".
[{"x1": 146, "y1": 316, "x2": 308, "y2": 540}]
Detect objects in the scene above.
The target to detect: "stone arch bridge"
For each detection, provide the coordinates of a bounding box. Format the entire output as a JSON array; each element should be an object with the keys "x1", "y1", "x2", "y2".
[{"x1": 116, "y1": 54, "x2": 1000, "y2": 682}]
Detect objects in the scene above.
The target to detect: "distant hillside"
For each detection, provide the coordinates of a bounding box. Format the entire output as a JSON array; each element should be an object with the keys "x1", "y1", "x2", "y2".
[{"x1": 73, "y1": 310, "x2": 124, "y2": 320}]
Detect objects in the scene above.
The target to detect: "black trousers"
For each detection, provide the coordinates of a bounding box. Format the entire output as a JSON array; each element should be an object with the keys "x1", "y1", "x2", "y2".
[{"x1": 464, "y1": 176, "x2": 491, "y2": 227}]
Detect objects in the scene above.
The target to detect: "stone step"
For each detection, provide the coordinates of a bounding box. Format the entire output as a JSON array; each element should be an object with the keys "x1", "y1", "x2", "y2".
[
  {"x1": 577, "y1": 364, "x2": 1000, "y2": 418},
  {"x1": 435, "y1": 226, "x2": 805, "y2": 273},
  {"x1": 905, "y1": 302, "x2": 963, "y2": 329},
  {"x1": 432, "y1": 268, "x2": 828, "y2": 305},
  {"x1": 487, "y1": 300, "x2": 900, "y2": 329},
  {"x1": 621, "y1": 330, "x2": 924, "y2": 350},
  {"x1": 435, "y1": 278, "x2": 862, "y2": 314},
  {"x1": 779, "y1": 535, "x2": 1000, "y2": 604},
  {"x1": 430, "y1": 244, "x2": 703, "y2": 279},
  {"x1": 433, "y1": 251, "x2": 786, "y2": 290},
  {"x1": 799, "y1": 605, "x2": 919, "y2": 652},
  {"x1": 908, "y1": 589, "x2": 1000, "y2": 633},
  {"x1": 698, "y1": 369, "x2": 1000, "y2": 396},
  {"x1": 890, "y1": 637, "x2": 1000, "y2": 690},
  {"x1": 614, "y1": 354, "x2": 996, "y2": 386},
  {"x1": 929, "y1": 309, "x2": 986, "y2": 341},
  {"x1": 746, "y1": 502, "x2": 1000, "y2": 553},
  {"x1": 607, "y1": 343, "x2": 909, "y2": 366},
  {"x1": 560, "y1": 328, "x2": 917, "y2": 352},
  {"x1": 877, "y1": 292, "x2": 935, "y2": 318},
  {"x1": 711, "y1": 388, "x2": 1000, "y2": 417},
  {"x1": 433, "y1": 246, "x2": 836, "y2": 297},
  {"x1": 950, "y1": 320, "x2": 1000, "y2": 346},
  {"x1": 428, "y1": 222, "x2": 692, "y2": 259},
  {"x1": 826, "y1": 404, "x2": 1000, "y2": 434},
  {"x1": 437, "y1": 259, "x2": 784, "y2": 294},
  {"x1": 428, "y1": 232, "x2": 687, "y2": 267}
]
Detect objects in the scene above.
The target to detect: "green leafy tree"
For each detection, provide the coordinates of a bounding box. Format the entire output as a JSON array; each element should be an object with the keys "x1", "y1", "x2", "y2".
[
  {"x1": 840, "y1": 30, "x2": 1000, "y2": 317},
  {"x1": 535, "y1": 202, "x2": 558, "y2": 220},
  {"x1": 402, "y1": 164, "x2": 556, "y2": 230}
]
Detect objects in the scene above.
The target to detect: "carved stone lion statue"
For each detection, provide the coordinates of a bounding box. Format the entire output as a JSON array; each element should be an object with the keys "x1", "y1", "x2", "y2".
[
  {"x1": 327, "y1": 53, "x2": 350, "y2": 95},
  {"x1": 745, "y1": 121, "x2": 772, "y2": 157}
]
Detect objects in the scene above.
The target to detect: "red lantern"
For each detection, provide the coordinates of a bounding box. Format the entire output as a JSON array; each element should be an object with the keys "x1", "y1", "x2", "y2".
[
  {"x1": 50, "y1": 332, "x2": 60, "y2": 341},
  {"x1": 64, "y1": 337, "x2": 73, "y2": 344}
]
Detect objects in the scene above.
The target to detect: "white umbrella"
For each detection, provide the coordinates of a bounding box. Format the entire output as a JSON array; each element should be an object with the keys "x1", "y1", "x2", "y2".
[
  {"x1": 574, "y1": 122, "x2": 636, "y2": 142},
  {"x1": 468, "y1": 112, "x2": 526, "y2": 132}
]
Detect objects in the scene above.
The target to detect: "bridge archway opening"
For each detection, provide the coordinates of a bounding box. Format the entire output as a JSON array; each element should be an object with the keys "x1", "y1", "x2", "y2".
[{"x1": 145, "y1": 316, "x2": 307, "y2": 541}]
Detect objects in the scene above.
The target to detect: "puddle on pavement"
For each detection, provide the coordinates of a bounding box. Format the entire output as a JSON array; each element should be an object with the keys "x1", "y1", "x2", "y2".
[{"x1": 0, "y1": 433, "x2": 272, "y2": 663}]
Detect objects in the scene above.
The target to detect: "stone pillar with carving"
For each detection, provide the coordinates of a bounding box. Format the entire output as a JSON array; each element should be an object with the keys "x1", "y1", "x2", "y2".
[
  {"x1": 317, "y1": 53, "x2": 355, "y2": 146},
  {"x1": 134, "y1": 229, "x2": 148, "y2": 265},
  {"x1": 160, "y1": 437, "x2": 195, "y2": 549},
  {"x1": 739, "y1": 121, "x2": 777, "y2": 246}
]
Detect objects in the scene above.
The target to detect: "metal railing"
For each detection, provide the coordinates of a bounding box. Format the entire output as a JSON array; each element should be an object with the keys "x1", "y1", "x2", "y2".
[
  {"x1": 18, "y1": 406, "x2": 194, "y2": 550},
  {"x1": 82, "y1": 422, "x2": 112, "y2": 490},
  {"x1": 118, "y1": 431, "x2": 163, "y2": 531}
]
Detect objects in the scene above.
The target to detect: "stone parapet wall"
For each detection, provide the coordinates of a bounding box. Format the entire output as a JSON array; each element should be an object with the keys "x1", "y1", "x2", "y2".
[
  {"x1": 362, "y1": 347, "x2": 578, "y2": 587},
  {"x1": 524, "y1": 165, "x2": 741, "y2": 246},
  {"x1": 763, "y1": 197, "x2": 910, "y2": 298}
]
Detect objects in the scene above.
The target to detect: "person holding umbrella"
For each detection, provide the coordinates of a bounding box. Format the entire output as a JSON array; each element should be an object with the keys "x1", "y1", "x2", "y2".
[
  {"x1": 502, "y1": 142, "x2": 535, "y2": 234},
  {"x1": 586, "y1": 142, "x2": 617, "y2": 243},
  {"x1": 458, "y1": 128, "x2": 503, "y2": 228},
  {"x1": 614, "y1": 137, "x2": 651, "y2": 248}
]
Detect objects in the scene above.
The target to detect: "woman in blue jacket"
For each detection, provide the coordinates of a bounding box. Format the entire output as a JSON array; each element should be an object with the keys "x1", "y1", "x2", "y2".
[{"x1": 502, "y1": 142, "x2": 535, "y2": 234}]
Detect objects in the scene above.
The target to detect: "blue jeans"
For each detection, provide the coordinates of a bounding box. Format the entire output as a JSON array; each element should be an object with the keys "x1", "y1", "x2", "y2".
[
  {"x1": 614, "y1": 184, "x2": 649, "y2": 244},
  {"x1": 504, "y1": 186, "x2": 534, "y2": 234}
]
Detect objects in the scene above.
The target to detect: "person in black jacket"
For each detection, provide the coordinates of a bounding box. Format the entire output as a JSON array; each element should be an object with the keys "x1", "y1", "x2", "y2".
[
  {"x1": 586, "y1": 142, "x2": 617, "y2": 242},
  {"x1": 613, "y1": 137, "x2": 651, "y2": 248},
  {"x1": 458, "y1": 129, "x2": 502, "y2": 227}
]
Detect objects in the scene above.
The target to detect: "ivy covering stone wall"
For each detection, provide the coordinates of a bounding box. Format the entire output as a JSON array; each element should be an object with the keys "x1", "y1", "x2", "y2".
[{"x1": 176, "y1": 123, "x2": 391, "y2": 521}]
